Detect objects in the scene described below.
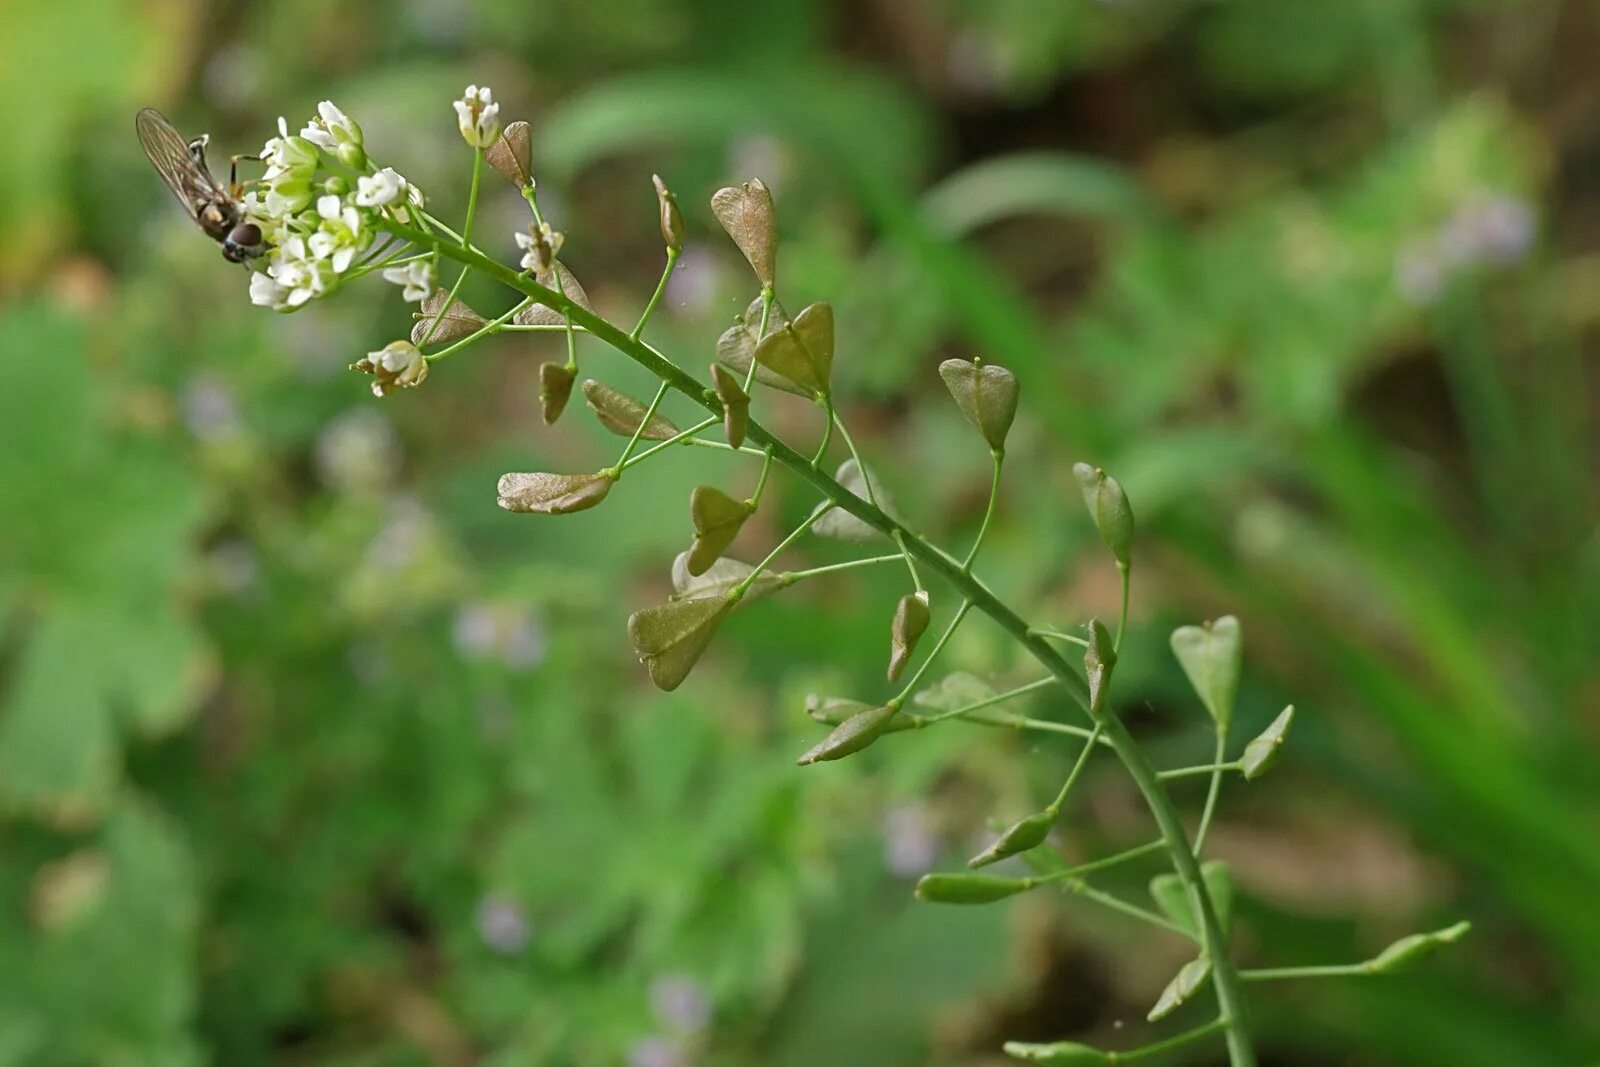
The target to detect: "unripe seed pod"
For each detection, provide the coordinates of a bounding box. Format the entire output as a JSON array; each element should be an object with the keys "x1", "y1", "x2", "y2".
[
  {"x1": 938, "y1": 358, "x2": 1018, "y2": 451},
  {"x1": 652, "y1": 174, "x2": 684, "y2": 253},
  {"x1": 1071, "y1": 463, "x2": 1134, "y2": 567},
  {"x1": 886, "y1": 591, "x2": 931, "y2": 682},
  {"x1": 914, "y1": 872, "x2": 1034, "y2": 904}
]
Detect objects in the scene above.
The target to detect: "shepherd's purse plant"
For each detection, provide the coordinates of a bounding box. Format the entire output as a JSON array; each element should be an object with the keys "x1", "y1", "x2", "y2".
[{"x1": 148, "y1": 87, "x2": 1471, "y2": 1066}]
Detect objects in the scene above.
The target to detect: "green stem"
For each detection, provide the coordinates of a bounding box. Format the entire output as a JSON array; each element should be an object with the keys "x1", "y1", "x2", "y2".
[
  {"x1": 963, "y1": 450, "x2": 1003, "y2": 571},
  {"x1": 380, "y1": 224, "x2": 1256, "y2": 1067},
  {"x1": 679, "y1": 437, "x2": 766, "y2": 457},
  {"x1": 1194, "y1": 728, "x2": 1230, "y2": 853},
  {"x1": 832, "y1": 407, "x2": 923, "y2": 594},
  {"x1": 1060, "y1": 877, "x2": 1192, "y2": 938},
  {"x1": 495, "y1": 323, "x2": 590, "y2": 334},
  {"x1": 1115, "y1": 560, "x2": 1131, "y2": 652},
  {"x1": 811, "y1": 398, "x2": 835, "y2": 466},
  {"x1": 1045, "y1": 724, "x2": 1103, "y2": 815},
  {"x1": 920, "y1": 676, "x2": 1070, "y2": 727},
  {"x1": 1031, "y1": 628, "x2": 1090, "y2": 648},
  {"x1": 780, "y1": 553, "x2": 904, "y2": 583},
  {"x1": 748, "y1": 447, "x2": 774, "y2": 507},
  {"x1": 891, "y1": 600, "x2": 972, "y2": 707},
  {"x1": 615, "y1": 382, "x2": 670, "y2": 471},
  {"x1": 1240, "y1": 963, "x2": 1375, "y2": 982},
  {"x1": 1160, "y1": 761, "x2": 1243, "y2": 782},
  {"x1": 423, "y1": 298, "x2": 530, "y2": 363},
  {"x1": 631, "y1": 247, "x2": 679, "y2": 341},
  {"x1": 618, "y1": 415, "x2": 720, "y2": 471},
  {"x1": 734, "y1": 508, "x2": 824, "y2": 596},
  {"x1": 744, "y1": 285, "x2": 775, "y2": 391},
  {"x1": 1115, "y1": 1018, "x2": 1228, "y2": 1062},
  {"x1": 461, "y1": 148, "x2": 483, "y2": 245}
]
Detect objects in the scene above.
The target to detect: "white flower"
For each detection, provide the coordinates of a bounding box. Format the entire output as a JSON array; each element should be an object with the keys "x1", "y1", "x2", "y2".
[
  {"x1": 307, "y1": 195, "x2": 371, "y2": 273},
  {"x1": 453, "y1": 84, "x2": 501, "y2": 148},
  {"x1": 266, "y1": 236, "x2": 334, "y2": 308},
  {"x1": 357, "y1": 340, "x2": 429, "y2": 396},
  {"x1": 249, "y1": 270, "x2": 291, "y2": 310},
  {"x1": 260, "y1": 117, "x2": 318, "y2": 181},
  {"x1": 381, "y1": 259, "x2": 434, "y2": 302},
  {"x1": 355, "y1": 167, "x2": 407, "y2": 208},
  {"x1": 514, "y1": 223, "x2": 564, "y2": 271},
  {"x1": 300, "y1": 100, "x2": 362, "y2": 150}
]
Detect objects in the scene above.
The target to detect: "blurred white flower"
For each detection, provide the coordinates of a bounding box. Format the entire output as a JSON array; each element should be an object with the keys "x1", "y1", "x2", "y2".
[
  {"x1": 650, "y1": 974, "x2": 711, "y2": 1034},
  {"x1": 315, "y1": 408, "x2": 400, "y2": 492},
  {"x1": 475, "y1": 894, "x2": 531, "y2": 955},
  {"x1": 453, "y1": 602, "x2": 547, "y2": 671},
  {"x1": 181, "y1": 375, "x2": 241, "y2": 441},
  {"x1": 627, "y1": 1037, "x2": 687, "y2": 1067},
  {"x1": 382, "y1": 259, "x2": 434, "y2": 303},
  {"x1": 454, "y1": 84, "x2": 501, "y2": 148},
  {"x1": 882, "y1": 804, "x2": 940, "y2": 878}
]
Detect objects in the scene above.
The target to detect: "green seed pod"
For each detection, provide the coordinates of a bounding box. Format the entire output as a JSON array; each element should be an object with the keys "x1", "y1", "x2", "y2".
[
  {"x1": 411, "y1": 290, "x2": 488, "y2": 345},
  {"x1": 814, "y1": 458, "x2": 891, "y2": 541},
  {"x1": 496, "y1": 471, "x2": 615, "y2": 515},
  {"x1": 709, "y1": 363, "x2": 750, "y2": 449},
  {"x1": 914, "y1": 872, "x2": 1034, "y2": 905},
  {"x1": 485, "y1": 121, "x2": 533, "y2": 188},
  {"x1": 796, "y1": 703, "x2": 900, "y2": 765},
  {"x1": 514, "y1": 261, "x2": 594, "y2": 326},
  {"x1": 753, "y1": 301, "x2": 833, "y2": 398},
  {"x1": 805, "y1": 694, "x2": 916, "y2": 733},
  {"x1": 627, "y1": 594, "x2": 735, "y2": 692},
  {"x1": 1240, "y1": 705, "x2": 1293, "y2": 780},
  {"x1": 1083, "y1": 619, "x2": 1117, "y2": 711},
  {"x1": 1147, "y1": 957, "x2": 1211, "y2": 1022},
  {"x1": 335, "y1": 141, "x2": 367, "y2": 171},
  {"x1": 1368, "y1": 921, "x2": 1472, "y2": 974},
  {"x1": 1148, "y1": 861, "x2": 1233, "y2": 938},
  {"x1": 538, "y1": 362, "x2": 576, "y2": 424},
  {"x1": 582, "y1": 380, "x2": 681, "y2": 441},
  {"x1": 967, "y1": 809, "x2": 1055, "y2": 869},
  {"x1": 651, "y1": 173, "x2": 685, "y2": 253},
  {"x1": 715, "y1": 300, "x2": 809, "y2": 397},
  {"x1": 886, "y1": 591, "x2": 931, "y2": 682},
  {"x1": 1071, "y1": 463, "x2": 1134, "y2": 568},
  {"x1": 710, "y1": 178, "x2": 777, "y2": 287},
  {"x1": 1148, "y1": 873, "x2": 1192, "y2": 934},
  {"x1": 938, "y1": 358, "x2": 1018, "y2": 452},
  {"x1": 671, "y1": 551, "x2": 782, "y2": 602},
  {"x1": 687, "y1": 486, "x2": 751, "y2": 576},
  {"x1": 1170, "y1": 616, "x2": 1242, "y2": 729},
  {"x1": 1001, "y1": 1040, "x2": 1111, "y2": 1065}
]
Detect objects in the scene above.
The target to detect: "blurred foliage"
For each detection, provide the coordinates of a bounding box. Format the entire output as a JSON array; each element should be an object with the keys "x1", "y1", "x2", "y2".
[{"x1": 1, "y1": 0, "x2": 1597, "y2": 1065}]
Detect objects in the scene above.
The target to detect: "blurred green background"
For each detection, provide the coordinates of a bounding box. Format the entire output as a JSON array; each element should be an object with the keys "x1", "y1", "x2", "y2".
[{"x1": 2, "y1": 0, "x2": 1598, "y2": 1064}]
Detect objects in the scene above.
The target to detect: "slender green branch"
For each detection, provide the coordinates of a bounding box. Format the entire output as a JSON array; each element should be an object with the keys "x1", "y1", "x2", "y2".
[
  {"x1": 1060, "y1": 877, "x2": 1193, "y2": 938},
  {"x1": 748, "y1": 447, "x2": 774, "y2": 507},
  {"x1": 380, "y1": 223, "x2": 1257, "y2": 1067},
  {"x1": 679, "y1": 437, "x2": 766, "y2": 458},
  {"x1": 811, "y1": 398, "x2": 835, "y2": 466},
  {"x1": 1117, "y1": 1018, "x2": 1228, "y2": 1061},
  {"x1": 920, "y1": 676, "x2": 1065, "y2": 726},
  {"x1": 618, "y1": 415, "x2": 720, "y2": 471},
  {"x1": 963, "y1": 449, "x2": 1004, "y2": 571},
  {"x1": 631, "y1": 247, "x2": 679, "y2": 340},
  {"x1": 1194, "y1": 728, "x2": 1230, "y2": 853},
  {"x1": 1031, "y1": 627, "x2": 1090, "y2": 648},
  {"x1": 1160, "y1": 761, "x2": 1243, "y2": 782},
  {"x1": 496, "y1": 323, "x2": 590, "y2": 334},
  {"x1": 780, "y1": 553, "x2": 904, "y2": 584},
  {"x1": 1046, "y1": 724, "x2": 1103, "y2": 815},
  {"x1": 891, "y1": 600, "x2": 973, "y2": 708},
  {"x1": 744, "y1": 285, "x2": 775, "y2": 392},
  {"x1": 1240, "y1": 963, "x2": 1376, "y2": 982},
  {"x1": 461, "y1": 147, "x2": 483, "y2": 245},
  {"x1": 423, "y1": 297, "x2": 530, "y2": 363},
  {"x1": 614, "y1": 382, "x2": 670, "y2": 471},
  {"x1": 735, "y1": 508, "x2": 825, "y2": 596},
  {"x1": 832, "y1": 407, "x2": 924, "y2": 595},
  {"x1": 1115, "y1": 560, "x2": 1131, "y2": 652}
]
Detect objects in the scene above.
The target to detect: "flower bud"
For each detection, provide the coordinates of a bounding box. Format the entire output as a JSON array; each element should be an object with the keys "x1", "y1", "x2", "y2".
[
  {"x1": 582, "y1": 380, "x2": 681, "y2": 441},
  {"x1": 709, "y1": 363, "x2": 750, "y2": 448},
  {"x1": 753, "y1": 301, "x2": 833, "y2": 398},
  {"x1": 485, "y1": 121, "x2": 533, "y2": 187},
  {"x1": 938, "y1": 358, "x2": 1018, "y2": 452},
  {"x1": 350, "y1": 340, "x2": 428, "y2": 397},
  {"x1": 1071, "y1": 463, "x2": 1134, "y2": 568},
  {"x1": 496, "y1": 470, "x2": 615, "y2": 515},
  {"x1": 628, "y1": 594, "x2": 735, "y2": 691},
  {"x1": 687, "y1": 485, "x2": 751, "y2": 576},
  {"x1": 652, "y1": 174, "x2": 684, "y2": 253},
  {"x1": 1368, "y1": 921, "x2": 1471, "y2": 974},
  {"x1": 1001, "y1": 1040, "x2": 1110, "y2": 1065},
  {"x1": 322, "y1": 176, "x2": 350, "y2": 197},
  {"x1": 710, "y1": 178, "x2": 776, "y2": 287},
  {"x1": 336, "y1": 142, "x2": 367, "y2": 171},
  {"x1": 1147, "y1": 957, "x2": 1211, "y2": 1021},
  {"x1": 805, "y1": 694, "x2": 915, "y2": 733},
  {"x1": 1169, "y1": 616, "x2": 1242, "y2": 729},
  {"x1": 886, "y1": 591, "x2": 931, "y2": 682},
  {"x1": 914, "y1": 872, "x2": 1034, "y2": 904},
  {"x1": 539, "y1": 362, "x2": 577, "y2": 424},
  {"x1": 1239, "y1": 705, "x2": 1293, "y2": 780},
  {"x1": 410, "y1": 290, "x2": 487, "y2": 345},
  {"x1": 967, "y1": 809, "x2": 1054, "y2": 869},
  {"x1": 796, "y1": 703, "x2": 900, "y2": 765}
]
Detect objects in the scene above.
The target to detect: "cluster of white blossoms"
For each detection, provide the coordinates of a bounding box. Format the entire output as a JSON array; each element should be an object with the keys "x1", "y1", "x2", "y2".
[
  {"x1": 245, "y1": 101, "x2": 430, "y2": 312},
  {"x1": 453, "y1": 84, "x2": 501, "y2": 148}
]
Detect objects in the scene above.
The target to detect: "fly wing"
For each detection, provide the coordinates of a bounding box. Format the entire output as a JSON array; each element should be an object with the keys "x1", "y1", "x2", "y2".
[{"x1": 136, "y1": 107, "x2": 225, "y2": 219}]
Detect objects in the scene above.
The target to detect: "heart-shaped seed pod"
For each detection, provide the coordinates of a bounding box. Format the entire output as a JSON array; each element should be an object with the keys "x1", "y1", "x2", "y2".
[
  {"x1": 938, "y1": 358, "x2": 1018, "y2": 451},
  {"x1": 710, "y1": 178, "x2": 776, "y2": 286}
]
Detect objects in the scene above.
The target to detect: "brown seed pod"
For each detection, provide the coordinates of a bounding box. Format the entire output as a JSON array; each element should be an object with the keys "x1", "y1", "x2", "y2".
[
  {"x1": 686, "y1": 486, "x2": 751, "y2": 576},
  {"x1": 753, "y1": 301, "x2": 833, "y2": 398},
  {"x1": 538, "y1": 362, "x2": 577, "y2": 424},
  {"x1": 709, "y1": 178, "x2": 776, "y2": 287},
  {"x1": 495, "y1": 471, "x2": 614, "y2": 515},
  {"x1": 484, "y1": 121, "x2": 533, "y2": 187},
  {"x1": 627, "y1": 594, "x2": 735, "y2": 691},
  {"x1": 582, "y1": 380, "x2": 681, "y2": 441},
  {"x1": 411, "y1": 290, "x2": 488, "y2": 345},
  {"x1": 709, "y1": 363, "x2": 750, "y2": 448}
]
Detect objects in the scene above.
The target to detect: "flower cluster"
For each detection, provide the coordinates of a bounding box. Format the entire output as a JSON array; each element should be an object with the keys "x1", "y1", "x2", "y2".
[
  {"x1": 244, "y1": 102, "x2": 428, "y2": 311},
  {"x1": 454, "y1": 84, "x2": 501, "y2": 148}
]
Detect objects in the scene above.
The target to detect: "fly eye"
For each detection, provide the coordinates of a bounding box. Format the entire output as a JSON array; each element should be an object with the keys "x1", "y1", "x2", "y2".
[{"x1": 229, "y1": 222, "x2": 262, "y2": 247}]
